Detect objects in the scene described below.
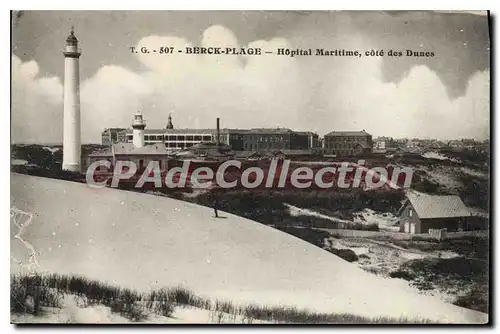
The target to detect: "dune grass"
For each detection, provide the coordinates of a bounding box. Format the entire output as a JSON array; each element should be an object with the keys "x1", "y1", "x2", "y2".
[{"x1": 11, "y1": 273, "x2": 434, "y2": 324}]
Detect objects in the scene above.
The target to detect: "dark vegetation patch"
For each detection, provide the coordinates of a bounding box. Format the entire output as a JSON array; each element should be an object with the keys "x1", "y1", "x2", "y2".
[
  {"x1": 457, "y1": 173, "x2": 489, "y2": 211},
  {"x1": 190, "y1": 189, "x2": 403, "y2": 229},
  {"x1": 273, "y1": 227, "x2": 358, "y2": 262},
  {"x1": 388, "y1": 254, "x2": 488, "y2": 313},
  {"x1": 329, "y1": 249, "x2": 359, "y2": 262},
  {"x1": 453, "y1": 285, "x2": 489, "y2": 314}
]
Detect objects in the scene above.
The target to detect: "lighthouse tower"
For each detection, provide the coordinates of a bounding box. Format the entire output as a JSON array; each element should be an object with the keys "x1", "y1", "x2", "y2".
[
  {"x1": 62, "y1": 27, "x2": 82, "y2": 172},
  {"x1": 132, "y1": 111, "x2": 146, "y2": 148}
]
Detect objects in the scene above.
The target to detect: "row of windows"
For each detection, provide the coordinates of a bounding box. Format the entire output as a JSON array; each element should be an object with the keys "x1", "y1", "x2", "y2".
[
  {"x1": 327, "y1": 139, "x2": 369, "y2": 144},
  {"x1": 244, "y1": 142, "x2": 287, "y2": 150},
  {"x1": 244, "y1": 136, "x2": 287, "y2": 143},
  {"x1": 332, "y1": 144, "x2": 359, "y2": 149},
  {"x1": 166, "y1": 142, "x2": 195, "y2": 148},
  {"x1": 327, "y1": 136, "x2": 370, "y2": 141},
  {"x1": 125, "y1": 135, "x2": 213, "y2": 141},
  {"x1": 111, "y1": 133, "x2": 314, "y2": 145}
]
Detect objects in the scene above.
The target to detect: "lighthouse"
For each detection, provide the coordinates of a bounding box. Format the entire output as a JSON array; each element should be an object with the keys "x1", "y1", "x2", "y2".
[
  {"x1": 62, "y1": 27, "x2": 82, "y2": 172},
  {"x1": 132, "y1": 111, "x2": 146, "y2": 148}
]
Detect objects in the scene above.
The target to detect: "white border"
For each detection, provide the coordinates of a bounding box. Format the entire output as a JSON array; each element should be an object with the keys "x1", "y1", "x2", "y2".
[{"x1": 3, "y1": 2, "x2": 497, "y2": 334}]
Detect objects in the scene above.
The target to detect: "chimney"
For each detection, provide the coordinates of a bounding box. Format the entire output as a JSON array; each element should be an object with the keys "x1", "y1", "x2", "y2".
[{"x1": 216, "y1": 117, "x2": 220, "y2": 149}]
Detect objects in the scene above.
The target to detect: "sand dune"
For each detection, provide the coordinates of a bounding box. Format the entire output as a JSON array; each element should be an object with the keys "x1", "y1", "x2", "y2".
[{"x1": 10, "y1": 173, "x2": 487, "y2": 323}]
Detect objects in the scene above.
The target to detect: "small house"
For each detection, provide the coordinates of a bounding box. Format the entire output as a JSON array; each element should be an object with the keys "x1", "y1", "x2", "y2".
[{"x1": 398, "y1": 190, "x2": 471, "y2": 234}]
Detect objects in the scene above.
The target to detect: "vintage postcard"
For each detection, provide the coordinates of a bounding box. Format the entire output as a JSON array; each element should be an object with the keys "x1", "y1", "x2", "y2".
[{"x1": 10, "y1": 10, "x2": 490, "y2": 324}]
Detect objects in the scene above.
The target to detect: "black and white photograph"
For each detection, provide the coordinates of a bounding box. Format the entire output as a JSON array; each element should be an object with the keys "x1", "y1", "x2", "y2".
[{"x1": 10, "y1": 9, "x2": 491, "y2": 324}]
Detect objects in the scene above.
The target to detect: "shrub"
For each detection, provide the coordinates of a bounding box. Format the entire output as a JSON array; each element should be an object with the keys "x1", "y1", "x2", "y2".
[
  {"x1": 145, "y1": 289, "x2": 175, "y2": 317},
  {"x1": 276, "y1": 227, "x2": 330, "y2": 248},
  {"x1": 11, "y1": 275, "x2": 29, "y2": 314},
  {"x1": 389, "y1": 270, "x2": 415, "y2": 281},
  {"x1": 412, "y1": 281, "x2": 434, "y2": 291},
  {"x1": 363, "y1": 267, "x2": 381, "y2": 275},
  {"x1": 330, "y1": 248, "x2": 358, "y2": 262},
  {"x1": 453, "y1": 286, "x2": 489, "y2": 313},
  {"x1": 11, "y1": 273, "x2": 175, "y2": 321},
  {"x1": 108, "y1": 288, "x2": 147, "y2": 322},
  {"x1": 10, "y1": 274, "x2": 63, "y2": 316}
]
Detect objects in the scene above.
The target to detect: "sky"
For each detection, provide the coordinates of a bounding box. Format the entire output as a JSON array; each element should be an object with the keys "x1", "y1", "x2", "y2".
[{"x1": 11, "y1": 10, "x2": 490, "y2": 144}]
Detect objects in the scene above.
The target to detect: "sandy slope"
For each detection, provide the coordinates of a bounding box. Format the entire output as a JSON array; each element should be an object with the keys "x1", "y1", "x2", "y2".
[{"x1": 10, "y1": 173, "x2": 487, "y2": 323}]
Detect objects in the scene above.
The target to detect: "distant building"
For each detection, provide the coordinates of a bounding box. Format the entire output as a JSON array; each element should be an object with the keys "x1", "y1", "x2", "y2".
[
  {"x1": 323, "y1": 130, "x2": 373, "y2": 156},
  {"x1": 102, "y1": 115, "x2": 320, "y2": 152},
  {"x1": 173, "y1": 141, "x2": 234, "y2": 161},
  {"x1": 111, "y1": 142, "x2": 169, "y2": 170},
  {"x1": 460, "y1": 138, "x2": 477, "y2": 149},
  {"x1": 374, "y1": 137, "x2": 388, "y2": 150},
  {"x1": 241, "y1": 128, "x2": 318, "y2": 151},
  {"x1": 101, "y1": 128, "x2": 127, "y2": 146},
  {"x1": 296, "y1": 131, "x2": 320, "y2": 150},
  {"x1": 398, "y1": 191, "x2": 471, "y2": 234},
  {"x1": 89, "y1": 111, "x2": 169, "y2": 171}
]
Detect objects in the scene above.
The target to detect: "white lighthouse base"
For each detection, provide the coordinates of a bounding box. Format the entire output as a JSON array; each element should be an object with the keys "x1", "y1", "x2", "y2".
[{"x1": 62, "y1": 163, "x2": 81, "y2": 173}]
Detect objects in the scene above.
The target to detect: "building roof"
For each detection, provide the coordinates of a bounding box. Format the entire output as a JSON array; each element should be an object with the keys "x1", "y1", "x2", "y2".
[
  {"x1": 246, "y1": 128, "x2": 293, "y2": 134},
  {"x1": 124, "y1": 128, "x2": 248, "y2": 135},
  {"x1": 66, "y1": 29, "x2": 78, "y2": 45},
  {"x1": 234, "y1": 151, "x2": 261, "y2": 158},
  {"x1": 294, "y1": 131, "x2": 318, "y2": 136},
  {"x1": 112, "y1": 143, "x2": 169, "y2": 155},
  {"x1": 325, "y1": 130, "x2": 371, "y2": 137},
  {"x1": 189, "y1": 142, "x2": 232, "y2": 151},
  {"x1": 103, "y1": 128, "x2": 127, "y2": 133},
  {"x1": 355, "y1": 142, "x2": 372, "y2": 149},
  {"x1": 280, "y1": 149, "x2": 316, "y2": 156},
  {"x1": 405, "y1": 190, "x2": 470, "y2": 219},
  {"x1": 122, "y1": 128, "x2": 310, "y2": 135},
  {"x1": 124, "y1": 128, "x2": 214, "y2": 135}
]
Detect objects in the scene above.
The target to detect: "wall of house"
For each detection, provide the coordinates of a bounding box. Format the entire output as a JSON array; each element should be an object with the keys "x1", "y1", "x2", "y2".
[
  {"x1": 228, "y1": 133, "x2": 244, "y2": 151},
  {"x1": 399, "y1": 203, "x2": 422, "y2": 234},
  {"x1": 323, "y1": 135, "x2": 373, "y2": 156},
  {"x1": 290, "y1": 133, "x2": 310, "y2": 150},
  {"x1": 242, "y1": 133, "x2": 290, "y2": 151},
  {"x1": 420, "y1": 217, "x2": 467, "y2": 233},
  {"x1": 101, "y1": 129, "x2": 126, "y2": 146}
]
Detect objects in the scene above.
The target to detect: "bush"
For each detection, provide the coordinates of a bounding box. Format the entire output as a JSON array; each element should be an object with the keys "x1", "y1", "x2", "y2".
[
  {"x1": 363, "y1": 267, "x2": 380, "y2": 275},
  {"x1": 11, "y1": 275, "x2": 29, "y2": 314},
  {"x1": 330, "y1": 249, "x2": 358, "y2": 262},
  {"x1": 276, "y1": 227, "x2": 330, "y2": 248},
  {"x1": 109, "y1": 288, "x2": 147, "y2": 322},
  {"x1": 11, "y1": 273, "x2": 174, "y2": 322},
  {"x1": 10, "y1": 274, "x2": 63, "y2": 316},
  {"x1": 453, "y1": 287, "x2": 488, "y2": 313},
  {"x1": 412, "y1": 281, "x2": 434, "y2": 291},
  {"x1": 389, "y1": 270, "x2": 415, "y2": 280}
]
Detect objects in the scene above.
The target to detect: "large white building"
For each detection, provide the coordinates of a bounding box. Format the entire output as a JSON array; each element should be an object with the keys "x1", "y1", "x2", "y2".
[{"x1": 101, "y1": 114, "x2": 320, "y2": 153}]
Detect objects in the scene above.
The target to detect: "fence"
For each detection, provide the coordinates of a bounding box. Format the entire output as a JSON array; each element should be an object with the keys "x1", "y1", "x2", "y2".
[
  {"x1": 428, "y1": 228, "x2": 446, "y2": 241},
  {"x1": 316, "y1": 228, "x2": 488, "y2": 241}
]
